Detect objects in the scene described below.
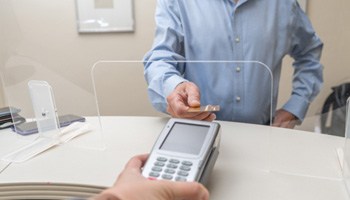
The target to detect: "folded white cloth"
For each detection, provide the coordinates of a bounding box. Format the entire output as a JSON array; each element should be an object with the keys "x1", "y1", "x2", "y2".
[{"x1": 1, "y1": 122, "x2": 91, "y2": 163}]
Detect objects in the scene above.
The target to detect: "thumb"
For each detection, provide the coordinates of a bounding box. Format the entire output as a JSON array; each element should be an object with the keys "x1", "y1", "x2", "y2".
[{"x1": 186, "y1": 83, "x2": 201, "y2": 107}]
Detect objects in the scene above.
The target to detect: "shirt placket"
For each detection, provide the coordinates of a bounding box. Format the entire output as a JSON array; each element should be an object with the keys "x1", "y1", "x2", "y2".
[{"x1": 231, "y1": 5, "x2": 244, "y2": 120}]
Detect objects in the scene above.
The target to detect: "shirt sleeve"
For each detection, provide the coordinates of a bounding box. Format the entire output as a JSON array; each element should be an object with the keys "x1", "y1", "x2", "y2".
[
  {"x1": 283, "y1": 2, "x2": 324, "y2": 121},
  {"x1": 143, "y1": 0, "x2": 187, "y2": 113}
]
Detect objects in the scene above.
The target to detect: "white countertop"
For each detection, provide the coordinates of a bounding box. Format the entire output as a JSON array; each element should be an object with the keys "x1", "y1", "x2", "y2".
[{"x1": 0, "y1": 116, "x2": 348, "y2": 200}]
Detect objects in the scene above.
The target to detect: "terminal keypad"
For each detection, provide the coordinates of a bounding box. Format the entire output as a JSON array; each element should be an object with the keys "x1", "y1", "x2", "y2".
[{"x1": 148, "y1": 156, "x2": 193, "y2": 181}]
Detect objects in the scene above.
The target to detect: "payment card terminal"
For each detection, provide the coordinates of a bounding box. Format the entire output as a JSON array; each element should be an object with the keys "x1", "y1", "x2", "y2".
[{"x1": 142, "y1": 118, "x2": 221, "y2": 184}]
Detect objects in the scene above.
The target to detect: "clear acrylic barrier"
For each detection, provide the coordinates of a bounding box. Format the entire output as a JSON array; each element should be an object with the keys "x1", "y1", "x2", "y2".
[
  {"x1": 0, "y1": 59, "x2": 105, "y2": 156},
  {"x1": 92, "y1": 60, "x2": 273, "y2": 121},
  {"x1": 268, "y1": 75, "x2": 344, "y2": 180},
  {"x1": 343, "y1": 97, "x2": 350, "y2": 195},
  {"x1": 91, "y1": 61, "x2": 163, "y2": 117},
  {"x1": 92, "y1": 60, "x2": 273, "y2": 171}
]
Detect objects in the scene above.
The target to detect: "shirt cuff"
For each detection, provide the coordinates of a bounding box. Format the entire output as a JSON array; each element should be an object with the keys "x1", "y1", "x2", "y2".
[
  {"x1": 282, "y1": 95, "x2": 310, "y2": 122},
  {"x1": 163, "y1": 75, "x2": 187, "y2": 98}
]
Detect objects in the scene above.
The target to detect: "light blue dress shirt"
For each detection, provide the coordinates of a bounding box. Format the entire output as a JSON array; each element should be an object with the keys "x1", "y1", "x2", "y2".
[{"x1": 144, "y1": 0, "x2": 323, "y2": 124}]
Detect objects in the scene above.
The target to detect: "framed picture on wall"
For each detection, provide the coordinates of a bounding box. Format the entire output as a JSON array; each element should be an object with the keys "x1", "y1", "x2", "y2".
[{"x1": 75, "y1": 0, "x2": 134, "y2": 33}]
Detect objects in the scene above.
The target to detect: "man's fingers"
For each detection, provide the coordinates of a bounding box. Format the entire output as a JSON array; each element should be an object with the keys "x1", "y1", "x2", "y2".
[
  {"x1": 203, "y1": 113, "x2": 216, "y2": 121},
  {"x1": 167, "y1": 105, "x2": 214, "y2": 121},
  {"x1": 272, "y1": 109, "x2": 298, "y2": 129},
  {"x1": 167, "y1": 97, "x2": 189, "y2": 117},
  {"x1": 185, "y1": 112, "x2": 215, "y2": 121},
  {"x1": 167, "y1": 82, "x2": 218, "y2": 121}
]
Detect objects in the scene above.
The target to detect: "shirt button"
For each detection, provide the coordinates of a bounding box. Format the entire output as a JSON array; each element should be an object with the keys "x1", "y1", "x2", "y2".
[
  {"x1": 236, "y1": 67, "x2": 241, "y2": 72},
  {"x1": 235, "y1": 37, "x2": 240, "y2": 43},
  {"x1": 236, "y1": 96, "x2": 241, "y2": 102}
]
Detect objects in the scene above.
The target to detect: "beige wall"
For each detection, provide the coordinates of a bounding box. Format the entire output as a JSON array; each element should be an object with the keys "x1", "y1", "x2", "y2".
[{"x1": 0, "y1": 0, "x2": 349, "y2": 131}]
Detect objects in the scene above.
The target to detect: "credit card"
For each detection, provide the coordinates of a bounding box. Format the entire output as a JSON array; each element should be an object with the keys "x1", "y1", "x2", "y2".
[{"x1": 187, "y1": 105, "x2": 220, "y2": 112}]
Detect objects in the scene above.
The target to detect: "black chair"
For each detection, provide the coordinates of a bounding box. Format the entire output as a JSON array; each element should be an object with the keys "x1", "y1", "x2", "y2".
[{"x1": 320, "y1": 83, "x2": 350, "y2": 137}]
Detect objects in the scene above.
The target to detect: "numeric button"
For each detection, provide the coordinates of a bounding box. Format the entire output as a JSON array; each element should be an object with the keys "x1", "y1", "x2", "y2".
[
  {"x1": 175, "y1": 176, "x2": 187, "y2": 182},
  {"x1": 169, "y1": 159, "x2": 180, "y2": 164},
  {"x1": 164, "y1": 168, "x2": 176, "y2": 174},
  {"x1": 177, "y1": 171, "x2": 189, "y2": 177},
  {"x1": 152, "y1": 166, "x2": 162, "y2": 172},
  {"x1": 154, "y1": 161, "x2": 165, "y2": 167},
  {"x1": 181, "y1": 161, "x2": 193, "y2": 166},
  {"x1": 162, "y1": 174, "x2": 173, "y2": 180},
  {"x1": 167, "y1": 163, "x2": 178, "y2": 169},
  {"x1": 157, "y1": 157, "x2": 167, "y2": 162},
  {"x1": 180, "y1": 165, "x2": 191, "y2": 171},
  {"x1": 149, "y1": 172, "x2": 160, "y2": 178}
]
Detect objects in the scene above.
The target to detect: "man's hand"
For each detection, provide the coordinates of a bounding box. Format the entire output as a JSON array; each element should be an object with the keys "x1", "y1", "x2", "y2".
[
  {"x1": 166, "y1": 82, "x2": 216, "y2": 121},
  {"x1": 272, "y1": 109, "x2": 299, "y2": 129},
  {"x1": 97, "y1": 154, "x2": 209, "y2": 200}
]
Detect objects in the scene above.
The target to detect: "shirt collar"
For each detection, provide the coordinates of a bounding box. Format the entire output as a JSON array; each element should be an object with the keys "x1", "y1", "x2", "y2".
[{"x1": 230, "y1": 0, "x2": 249, "y2": 8}]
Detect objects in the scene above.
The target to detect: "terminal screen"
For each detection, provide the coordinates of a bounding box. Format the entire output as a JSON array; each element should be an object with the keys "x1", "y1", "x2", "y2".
[{"x1": 160, "y1": 122, "x2": 209, "y2": 155}]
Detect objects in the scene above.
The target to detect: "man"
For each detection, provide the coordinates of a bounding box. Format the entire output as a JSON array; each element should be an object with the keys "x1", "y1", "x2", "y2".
[
  {"x1": 144, "y1": 0, "x2": 323, "y2": 128},
  {"x1": 94, "y1": 154, "x2": 209, "y2": 200}
]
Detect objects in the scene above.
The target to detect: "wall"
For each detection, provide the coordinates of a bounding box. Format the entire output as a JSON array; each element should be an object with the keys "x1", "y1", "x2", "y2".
[{"x1": 0, "y1": 0, "x2": 349, "y2": 131}]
